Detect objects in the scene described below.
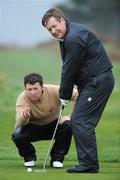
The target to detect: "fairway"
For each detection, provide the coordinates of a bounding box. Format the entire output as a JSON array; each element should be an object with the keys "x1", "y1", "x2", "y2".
[{"x1": 0, "y1": 47, "x2": 120, "y2": 180}]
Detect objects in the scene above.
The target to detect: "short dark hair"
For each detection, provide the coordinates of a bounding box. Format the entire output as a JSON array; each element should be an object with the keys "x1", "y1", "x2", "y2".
[
  {"x1": 24, "y1": 73, "x2": 43, "y2": 87},
  {"x1": 42, "y1": 8, "x2": 65, "y2": 27}
]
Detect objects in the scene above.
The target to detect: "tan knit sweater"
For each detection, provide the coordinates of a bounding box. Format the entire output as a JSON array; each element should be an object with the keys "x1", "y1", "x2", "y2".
[{"x1": 15, "y1": 84, "x2": 77, "y2": 128}]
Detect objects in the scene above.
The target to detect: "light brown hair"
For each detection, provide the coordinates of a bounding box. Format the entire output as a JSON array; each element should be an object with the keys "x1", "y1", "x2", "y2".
[{"x1": 42, "y1": 8, "x2": 65, "y2": 27}]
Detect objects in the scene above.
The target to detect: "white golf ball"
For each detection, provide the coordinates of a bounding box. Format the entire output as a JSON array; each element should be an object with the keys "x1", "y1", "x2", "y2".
[{"x1": 27, "y1": 167, "x2": 32, "y2": 172}]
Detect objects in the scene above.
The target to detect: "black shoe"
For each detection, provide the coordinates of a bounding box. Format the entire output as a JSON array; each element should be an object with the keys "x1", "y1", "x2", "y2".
[{"x1": 67, "y1": 165, "x2": 99, "y2": 173}]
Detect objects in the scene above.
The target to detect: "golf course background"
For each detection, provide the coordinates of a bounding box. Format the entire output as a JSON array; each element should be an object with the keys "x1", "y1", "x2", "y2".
[{"x1": 0, "y1": 43, "x2": 120, "y2": 180}]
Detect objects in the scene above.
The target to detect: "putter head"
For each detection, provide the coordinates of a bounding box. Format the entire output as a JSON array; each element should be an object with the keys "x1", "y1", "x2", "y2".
[{"x1": 34, "y1": 168, "x2": 47, "y2": 173}]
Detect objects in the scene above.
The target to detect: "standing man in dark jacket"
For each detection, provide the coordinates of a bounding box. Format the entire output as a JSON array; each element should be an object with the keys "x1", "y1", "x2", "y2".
[{"x1": 42, "y1": 8, "x2": 115, "y2": 173}]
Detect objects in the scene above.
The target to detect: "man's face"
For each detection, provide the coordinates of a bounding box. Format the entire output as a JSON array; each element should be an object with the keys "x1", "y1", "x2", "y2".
[
  {"x1": 25, "y1": 82, "x2": 43, "y2": 102},
  {"x1": 45, "y1": 17, "x2": 66, "y2": 39}
]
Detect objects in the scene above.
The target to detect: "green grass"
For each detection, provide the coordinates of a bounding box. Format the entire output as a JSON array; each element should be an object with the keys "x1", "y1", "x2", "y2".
[
  {"x1": 0, "y1": 48, "x2": 120, "y2": 179},
  {"x1": 0, "y1": 161, "x2": 120, "y2": 180}
]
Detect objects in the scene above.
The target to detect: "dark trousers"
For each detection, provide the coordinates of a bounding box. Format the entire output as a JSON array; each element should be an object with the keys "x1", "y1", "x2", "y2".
[
  {"x1": 12, "y1": 120, "x2": 72, "y2": 162},
  {"x1": 71, "y1": 70, "x2": 115, "y2": 171}
]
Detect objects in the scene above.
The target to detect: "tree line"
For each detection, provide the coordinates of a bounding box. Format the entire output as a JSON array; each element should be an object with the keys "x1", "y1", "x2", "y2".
[{"x1": 56, "y1": 0, "x2": 120, "y2": 46}]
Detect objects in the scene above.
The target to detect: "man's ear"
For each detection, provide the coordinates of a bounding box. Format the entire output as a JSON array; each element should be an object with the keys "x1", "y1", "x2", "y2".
[{"x1": 60, "y1": 17, "x2": 65, "y2": 22}]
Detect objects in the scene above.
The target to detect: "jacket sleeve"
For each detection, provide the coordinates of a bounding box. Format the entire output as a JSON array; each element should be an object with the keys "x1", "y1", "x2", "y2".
[
  {"x1": 15, "y1": 93, "x2": 30, "y2": 129},
  {"x1": 59, "y1": 40, "x2": 85, "y2": 100}
]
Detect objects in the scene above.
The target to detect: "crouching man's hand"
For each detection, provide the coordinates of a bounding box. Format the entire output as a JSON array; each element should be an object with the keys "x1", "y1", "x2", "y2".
[{"x1": 23, "y1": 104, "x2": 31, "y2": 119}]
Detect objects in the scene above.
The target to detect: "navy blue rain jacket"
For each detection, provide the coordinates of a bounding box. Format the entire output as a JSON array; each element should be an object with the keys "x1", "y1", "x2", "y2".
[{"x1": 59, "y1": 20, "x2": 113, "y2": 100}]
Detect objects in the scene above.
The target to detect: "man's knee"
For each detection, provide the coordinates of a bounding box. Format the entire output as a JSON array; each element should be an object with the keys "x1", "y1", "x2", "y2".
[
  {"x1": 11, "y1": 127, "x2": 22, "y2": 142},
  {"x1": 64, "y1": 120, "x2": 71, "y2": 127},
  {"x1": 62, "y1": 120, "x2": 72, "y2": 133}
]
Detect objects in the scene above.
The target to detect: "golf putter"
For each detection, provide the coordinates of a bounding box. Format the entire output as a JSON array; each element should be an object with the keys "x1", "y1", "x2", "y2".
[{"x1": 35, "y1": 105, "x2": 64, "y2": 173}]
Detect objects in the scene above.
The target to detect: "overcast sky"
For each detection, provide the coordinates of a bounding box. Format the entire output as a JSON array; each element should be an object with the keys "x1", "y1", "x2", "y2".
[{"x1": 0, "y1": 0, "x2": 66, "y2": 47}]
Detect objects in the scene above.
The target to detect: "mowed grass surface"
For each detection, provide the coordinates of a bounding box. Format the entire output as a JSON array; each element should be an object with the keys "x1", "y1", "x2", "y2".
[{"x1": 0, "y1": 48, "x2": 120, "y2": 180}]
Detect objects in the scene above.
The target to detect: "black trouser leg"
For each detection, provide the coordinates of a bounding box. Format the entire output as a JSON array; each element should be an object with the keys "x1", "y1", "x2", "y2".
[
  {"x1": 12, "y1": 125, "x2": 37, "y2": 162},
  {"x1": 12, "y1": 120, "x2": 72, "y2": 163},
  {"x1": 50, "y1": 120, "x2": 72, "y2": 162},
  {"x1": 71, "y1": 71, "x2": 114, "y2": 170}
]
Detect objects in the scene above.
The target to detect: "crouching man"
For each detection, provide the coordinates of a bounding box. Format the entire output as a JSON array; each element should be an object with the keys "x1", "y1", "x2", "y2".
[{"x1": 12, "y1": 73, "x2": 78, "y2": 168}]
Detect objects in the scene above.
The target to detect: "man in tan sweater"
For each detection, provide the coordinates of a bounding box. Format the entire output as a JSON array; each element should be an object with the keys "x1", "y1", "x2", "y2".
[{"x1": 12, "y1": 73, "x2": 78, "y2": 168}]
